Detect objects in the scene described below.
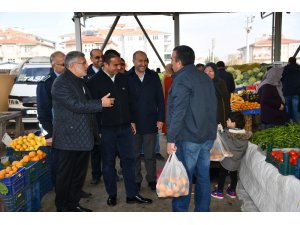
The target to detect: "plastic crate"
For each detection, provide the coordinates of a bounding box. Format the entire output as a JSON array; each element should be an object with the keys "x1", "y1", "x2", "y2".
[
  {"x1": 6, "y1": 146, "x2": 50, "y2": 161},
  {"x1": 39, "y1": 157, "x2": 51, "y2": 177},
  {"x1": 24, "y1": 161, "x2": 41, "y2": 186},
  {"x1": 25, "y1": 181, "x2": 41, "y2": 212},
  {"x1": 1, "y1": 189, "x2": 25, "y2": 212},
  {"x1": 241, "y1": 108, "x2": 261, "y2": 115},
  {"x1": 39, "y1": 171, "x2": 53, "y2": 199},
  {"x1": 0, "y1": 167, "x2": 25, "y2": 196}
]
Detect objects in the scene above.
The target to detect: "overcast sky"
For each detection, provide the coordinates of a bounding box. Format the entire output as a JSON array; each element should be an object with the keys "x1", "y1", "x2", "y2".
[{"x1": 1, "y1": 12, "x2": 299, "y2": 60}]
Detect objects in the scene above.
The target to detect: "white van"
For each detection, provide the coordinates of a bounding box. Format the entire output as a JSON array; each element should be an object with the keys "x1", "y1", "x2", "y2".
[{"x1": 8, "y1": 56, "x2": 51, "y2": 123}]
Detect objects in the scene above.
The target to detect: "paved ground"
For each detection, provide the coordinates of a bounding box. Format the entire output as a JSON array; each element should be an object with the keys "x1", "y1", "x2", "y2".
[
  {"x1": 40, "y1": 133, "x2": 242, "y2": 212},
  {"x1": 2, "y1": 123, "x2": 242, "y2": 212}
]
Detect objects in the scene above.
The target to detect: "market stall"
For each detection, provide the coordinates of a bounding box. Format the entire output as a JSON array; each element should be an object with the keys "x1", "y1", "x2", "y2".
[{"x1": 237, "y1": 143, "x2": 300, "y2": 211}]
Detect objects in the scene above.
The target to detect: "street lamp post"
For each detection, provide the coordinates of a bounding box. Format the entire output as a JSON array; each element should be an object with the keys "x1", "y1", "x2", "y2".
[{"x1": 245, "y1": 15, "x2": 255, "y2": 63}]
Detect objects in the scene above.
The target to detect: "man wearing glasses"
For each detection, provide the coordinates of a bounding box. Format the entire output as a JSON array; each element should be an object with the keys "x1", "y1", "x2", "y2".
[
  {"x1": 51, "y1": 51, "x2": 114, "y2": 212},
  {"x1": 36, "y1": 51, "x2": 93, "y2": 199},
  {"x1": 85, "y1": 49, "x2": 103, "y2": 80}
]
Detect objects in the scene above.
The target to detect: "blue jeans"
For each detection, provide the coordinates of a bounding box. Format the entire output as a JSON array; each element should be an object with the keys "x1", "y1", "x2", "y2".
[
  {"x1": 172, "y1": 140, "x2": 214, "y2": 212},
  {"x1": 285, "y1": 95, "x2": 299, "y2": 123}
]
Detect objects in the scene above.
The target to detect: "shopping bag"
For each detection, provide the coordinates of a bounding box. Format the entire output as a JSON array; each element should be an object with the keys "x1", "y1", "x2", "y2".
[
  {"x1": 156, "y1": 152, "x2": 189, "y2": 197},
  {"x1": 210, "y1": 131, "x2": 232, "y2": 161}
]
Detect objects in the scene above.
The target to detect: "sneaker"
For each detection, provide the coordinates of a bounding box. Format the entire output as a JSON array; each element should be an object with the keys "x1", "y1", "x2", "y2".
[
  {"x1": 211, "y1": 189, "x2": 224, "y2": 199},
  {"x1": 226, "y1": 187, "x2": 237, "y2": 199}
]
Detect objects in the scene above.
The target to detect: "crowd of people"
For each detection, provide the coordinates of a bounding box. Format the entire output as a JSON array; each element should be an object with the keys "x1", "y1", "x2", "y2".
[{"x1": 36, "y1": 45, "x2": 300, "y2": 212}]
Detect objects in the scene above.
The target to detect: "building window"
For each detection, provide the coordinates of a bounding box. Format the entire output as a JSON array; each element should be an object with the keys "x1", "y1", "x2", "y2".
[
  {"x1": 8, "y1": 58, "x2": 15, "y2": 62},
  {"x1": 24, "y1": 45, "x2": 32, "y2": 53},
  {"x1": 139, "y1": 36, "x2": 144, "y2": 41},
  {"x1": 153, "y1": 35, "x2": 158, "y2": 40},
  {"x1": 128, "y1": 36, "x2": 133, "y2": 41},
  {"x1": 118, "y1": 36, "x2": 122, "y2": 41},
  {"x1": 164, "y1": 54, "x2": 171, "y2": 61}
]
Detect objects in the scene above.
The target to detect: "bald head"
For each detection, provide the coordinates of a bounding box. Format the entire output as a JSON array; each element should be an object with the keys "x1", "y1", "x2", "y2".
[{"x1": 133, "y1": 51, "x2": 148, "y2": 76}]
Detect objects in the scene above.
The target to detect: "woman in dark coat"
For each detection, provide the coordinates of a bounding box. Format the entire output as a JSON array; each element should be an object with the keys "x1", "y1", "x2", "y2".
[
  {"x1": 204, "y1": 63, "x2": 230, "y2": 127},
  {"x1": 257, "y1": 67, "x2": 288, "y2": 128}
]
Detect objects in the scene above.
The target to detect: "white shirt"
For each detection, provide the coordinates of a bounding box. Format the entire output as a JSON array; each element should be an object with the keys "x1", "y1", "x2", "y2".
[
  {"x1": 92, "y1": 65, "x2": 100, "y2": 74},
  {"x1": 103, "y1": 69, "x2": 116, "y2": 82}
]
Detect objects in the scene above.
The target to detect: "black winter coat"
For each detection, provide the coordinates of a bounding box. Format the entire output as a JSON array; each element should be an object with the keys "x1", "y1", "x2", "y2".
[
  {"x1": 282, "y1": 64, "x2": 300, "y2": 96},
  {"x1": 51, "y1": 69, "x2": 102, "y2": 151},
  {"x1": 126, "y1": 67, "x2": 165, "y2": 134},
  {"x1": 86, "y1": 69, "x2": 131, "y2": 128}
]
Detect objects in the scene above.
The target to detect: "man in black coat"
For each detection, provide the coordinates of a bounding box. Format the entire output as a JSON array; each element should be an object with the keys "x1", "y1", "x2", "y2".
[
  {"x1": 216, "y1": 61, "x2": 235, "y2": 94},
  {"x1": 281, "y1": 56, "x2": 300, "y2": 123},
  {"x1": 84, "y1": 49, "x2": 103, "y2": 81},
  {"x1": 51, "y1": 51, "x2": 114, "y2": 212},
  {"x1": 87, "y1": 49, "x2": 152, "y2": 207},
  {"x1": 85, "y1": 48, "x2": 104, "y2": 185},
  {"x1": 126, "y1": 51, "x2": 164, "y2": 191}
]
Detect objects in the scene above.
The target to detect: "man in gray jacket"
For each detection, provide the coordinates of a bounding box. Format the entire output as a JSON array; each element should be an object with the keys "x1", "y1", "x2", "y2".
[
  {"x1": 167, "y1": 45, "x2": 217, "y2": 212},
  {"x1": 51, "y1": 51, "x2": 114, "y2": 212}
]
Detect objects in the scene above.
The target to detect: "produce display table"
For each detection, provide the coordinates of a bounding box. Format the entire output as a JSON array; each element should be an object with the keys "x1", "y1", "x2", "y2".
[
  {"x1": 241, "y1": 109, "x2": 260, "y2": 131},
  {"x1": 0, "y1": 111, "x2": 24, "y2": 149},
  {"x1": 237, "y1": 143, "x2": 300, "y2": 211}
]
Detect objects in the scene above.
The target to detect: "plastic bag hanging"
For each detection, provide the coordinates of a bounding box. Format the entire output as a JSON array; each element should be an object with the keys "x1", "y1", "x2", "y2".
[{"x1": 156, "y1": 152, "x2": 189, "y2": 197}]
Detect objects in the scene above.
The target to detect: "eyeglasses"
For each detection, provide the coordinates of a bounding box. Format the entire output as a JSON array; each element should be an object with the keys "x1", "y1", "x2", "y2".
[
  {"x1": 94, "y1": 56, "x2": 102, "y2": 60},
  {"x1": 55, "y1": 63, "x2": 65, "y2": 67},
  {"x1": 75, "y1": 61, "x2": 87, "y2": 65}
]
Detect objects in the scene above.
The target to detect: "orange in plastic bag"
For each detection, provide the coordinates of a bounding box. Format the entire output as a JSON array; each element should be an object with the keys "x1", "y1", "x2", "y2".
[{"x1": 156, "y1": 153, "x2": 189, "y2": 198}]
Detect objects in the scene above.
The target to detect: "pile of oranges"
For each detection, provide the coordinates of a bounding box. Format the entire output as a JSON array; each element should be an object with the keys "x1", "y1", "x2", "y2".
[
  {"x1": 0, "y1": 150, "x2": 47, "y2": 180},
  {"x1": 9, "y1": 133, "x2": 46, "y2": 151},
  {"x1": 156, "y1": 176, "x2": 189, "y2": 197}
]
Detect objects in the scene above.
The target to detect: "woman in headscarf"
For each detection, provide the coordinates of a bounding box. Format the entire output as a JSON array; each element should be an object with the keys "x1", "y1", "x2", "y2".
[
  {"x1": 204, "y1": 62, "x2": 230, "y2": 128},
  {"x1": 257, "y1": 67, "x2": 288, "y2": 128}
]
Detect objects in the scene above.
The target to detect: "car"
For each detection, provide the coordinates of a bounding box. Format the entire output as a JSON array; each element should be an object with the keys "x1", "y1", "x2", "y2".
[{"x1": 8, "y1": 56, "x2": 51, "y2": 123}]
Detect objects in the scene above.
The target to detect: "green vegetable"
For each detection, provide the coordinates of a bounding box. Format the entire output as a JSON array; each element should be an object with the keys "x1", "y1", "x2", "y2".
[{"x1": 251, "y1": 123, "x2": 300, "y2": 148}]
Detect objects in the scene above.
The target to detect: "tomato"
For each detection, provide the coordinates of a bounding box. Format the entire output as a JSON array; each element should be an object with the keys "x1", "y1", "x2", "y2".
[
  {"x1": 271, "y1": 151, "x2": 276, "y2": 157},
  {"x1": 289, "y1": 150, "x2": 297, "y2": 157}
]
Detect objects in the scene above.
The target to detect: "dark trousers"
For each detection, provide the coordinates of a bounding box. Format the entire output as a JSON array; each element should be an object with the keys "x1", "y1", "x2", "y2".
[
  {"x1": 51, "y1": 148, "x2": 59, "y2": 185},
  {"x1": 55, "y1": 149, "x2": 90, "y2": 210},
  {"x1": 134, "y1": 133, "x2": 156, "y2": 183},
  {"x1": 91, "y1": 144, "x2": 102, "y2": 180},
  {"x1": 217, "y1": 165, "x2": 238, "y2": 192},
  {"x1": 101, "y1": 126, "x2": 138, "y2": 198}
]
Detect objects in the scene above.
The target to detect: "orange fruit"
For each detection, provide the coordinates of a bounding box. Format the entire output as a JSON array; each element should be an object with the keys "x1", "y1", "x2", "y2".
[
  {"x1": 31, "y1": 156, "x2": 40, "y2": 162},
  {"x1": 29, "y1": 151, "x2": 37, "y2": 158},
  {"x1": 12, "y1": 161, "x2": 18, "y2": 166},
  {"x1": 37, "y1": 150, "x2": 44, "y2": 156},
  {"x1": 15, "y1": 161, "x2": 23, "y2": 168},
  {"x1": 28, "y1": 133, "x2": 35, "y2": 140},
  {"x1": 0, "y1": 173, "x2": 4, "y2": 180},
  {"x1": 22, "y1": 155, "x2": 30, "y2": 163},
  {"x1": 5, "y1": 167, "x2": 12, "y2": 173}
]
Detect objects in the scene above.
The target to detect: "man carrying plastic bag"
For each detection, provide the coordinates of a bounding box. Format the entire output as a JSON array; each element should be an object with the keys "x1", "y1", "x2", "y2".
[{"x1": 166, "y1": 45, "x2": 217, "y2": 212}]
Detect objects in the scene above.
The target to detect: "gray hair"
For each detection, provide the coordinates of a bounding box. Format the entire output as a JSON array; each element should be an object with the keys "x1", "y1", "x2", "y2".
[
  {"x1": 64, "y1": 51, "x2": 85, "y2": 69},
  {"x1": 50, "y1": 51, "x2": 65, "y2": 65}
]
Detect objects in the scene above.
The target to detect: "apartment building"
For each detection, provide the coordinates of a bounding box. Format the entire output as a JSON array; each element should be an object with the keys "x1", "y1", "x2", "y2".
[
  {"x1": 59, "y1": 24, "x2": 173, "y2": 70},
  {"x1": 0, "y1": 27, "x2": 55, "y2": 63},
  {"x1": 238, "y1": 34, "x2": 300, "y2": 63}
]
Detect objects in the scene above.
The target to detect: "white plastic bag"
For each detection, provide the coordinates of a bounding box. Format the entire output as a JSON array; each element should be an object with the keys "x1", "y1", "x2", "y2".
[
  {"x1": 210, "y1": 131, "x2": 232, "y2": 161},
  {"x1": 156, "y1": 153, "x2": 189, "y2": 197}
]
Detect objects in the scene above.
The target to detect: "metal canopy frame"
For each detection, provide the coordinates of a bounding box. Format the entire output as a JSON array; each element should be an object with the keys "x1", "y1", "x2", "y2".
[{"x1": 73, "y1": 12, "x2": 286, "y2": 66}]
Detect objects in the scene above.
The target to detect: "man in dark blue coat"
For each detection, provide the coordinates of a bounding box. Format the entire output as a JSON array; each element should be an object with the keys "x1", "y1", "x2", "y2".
[
  {"x1": 281, "y1": 56, "x2": 300, "y2": 123},
  {"x1": 216, "y1": 61, "x2": 235, "y2": 94},
  {"x1": 37, "y1": 51, "x2": 65, "y2": 139},
  {"x1": 126, "y1": 51, "x2": 164, "y2": 191}
]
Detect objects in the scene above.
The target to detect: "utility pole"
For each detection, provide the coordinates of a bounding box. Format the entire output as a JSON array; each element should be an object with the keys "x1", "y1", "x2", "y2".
[
  {"x1": 212, "y1": 38, "x2": 215, "y2": 62},
  {"x1": 245, "y1": 15, "x2": 255, "y2": 63}
]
